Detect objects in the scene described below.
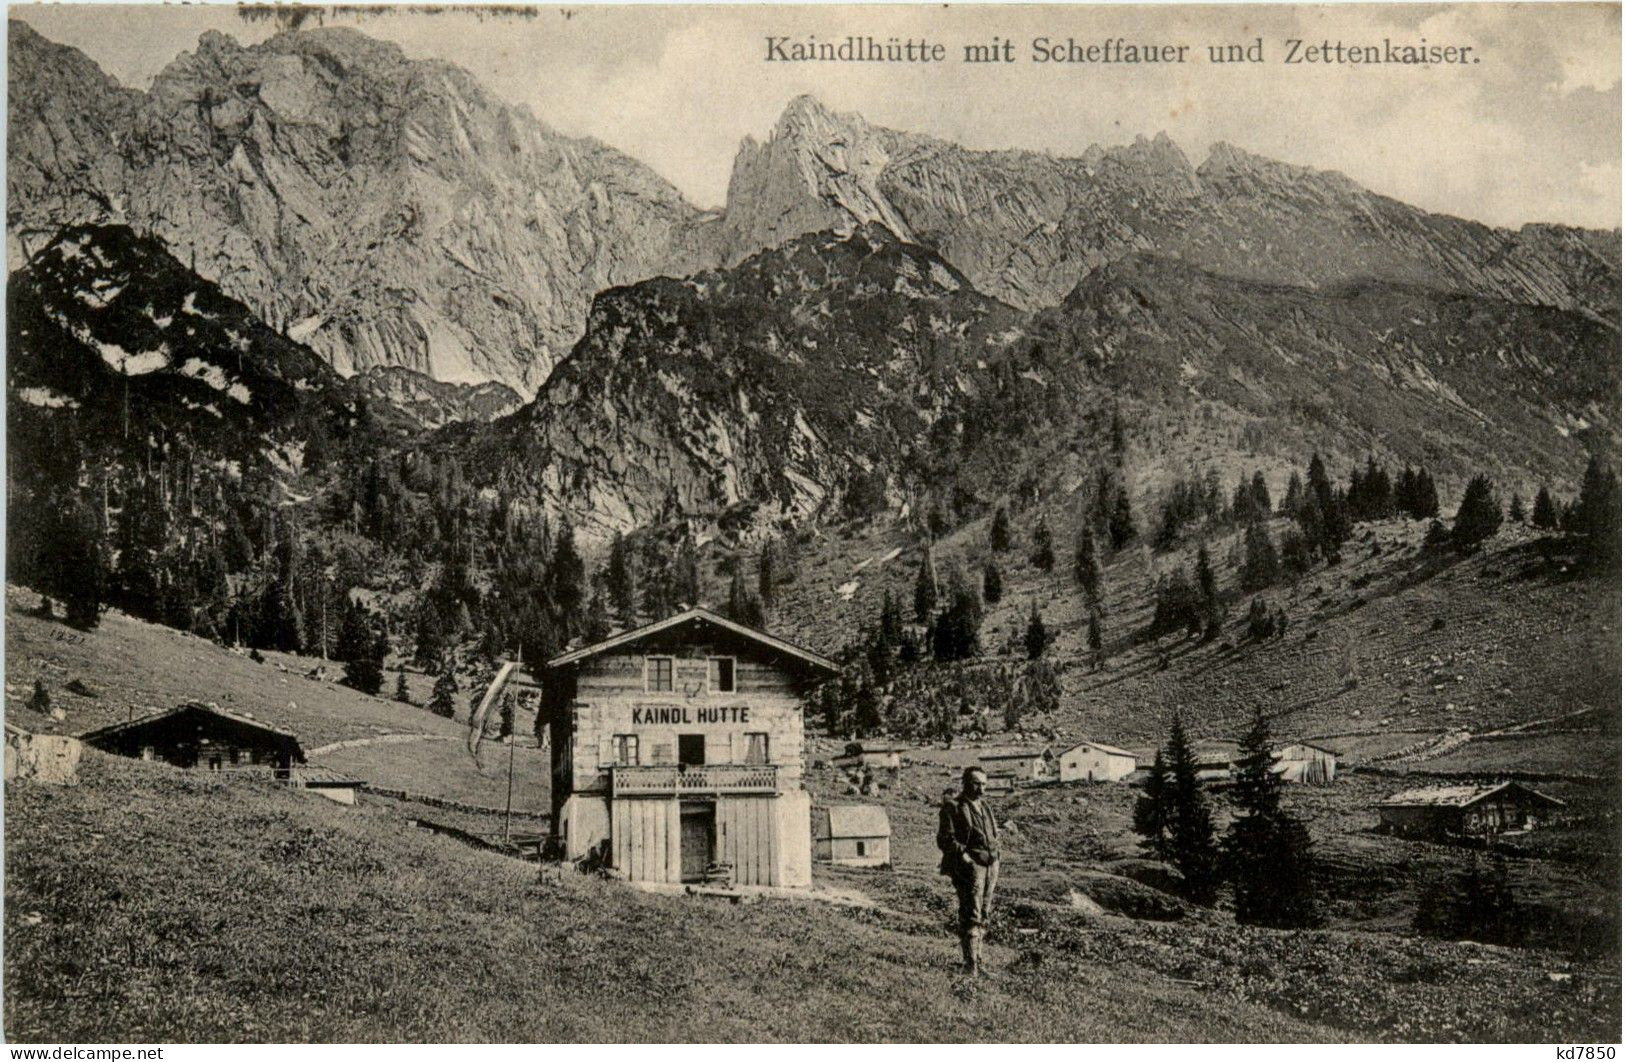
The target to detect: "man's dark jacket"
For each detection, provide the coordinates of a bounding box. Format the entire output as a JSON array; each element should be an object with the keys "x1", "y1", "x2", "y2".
[{"x1": 937, "y1": 795, "x2": 1000, "y2": 875}]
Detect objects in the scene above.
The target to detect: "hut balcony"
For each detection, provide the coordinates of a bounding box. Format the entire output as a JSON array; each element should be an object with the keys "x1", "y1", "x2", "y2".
[{"x1": 611, "y1": 764, "x2": 779, "y2": 796}]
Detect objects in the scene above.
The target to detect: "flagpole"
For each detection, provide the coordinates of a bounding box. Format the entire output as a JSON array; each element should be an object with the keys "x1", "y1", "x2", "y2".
[{"x1": 503, "y1": 642, "x2": 520, "y2": 845}]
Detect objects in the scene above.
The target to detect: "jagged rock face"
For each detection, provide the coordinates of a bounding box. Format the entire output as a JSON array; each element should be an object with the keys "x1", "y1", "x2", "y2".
[
  {"x1": 7, "y1": 224, "x2": 396, "y2": 482},
  {"x1": 457, "y1": 224, "x2": 1022, "y2": 543},
  {"x1": 718, "y1": 95, "x2": 1621, "y2": 322},
  {"x1": 351, "y1": 365, "x2": 522, "y2": 432},
  {"x1": 7, "y1": 22, "x2": 709, "y2": 394}
]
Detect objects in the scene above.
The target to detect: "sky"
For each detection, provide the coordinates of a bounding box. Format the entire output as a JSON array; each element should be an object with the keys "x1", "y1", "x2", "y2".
[{"x1": 9, "y1": 2, "x2": 1622, "y2": 230}]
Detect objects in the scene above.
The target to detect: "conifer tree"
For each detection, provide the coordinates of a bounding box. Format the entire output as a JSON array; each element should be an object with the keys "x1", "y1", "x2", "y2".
[
  {"x1": 394, "y1": 668, "x2": 412, "y2": 705},
  {"x1": 1133, "y1": 750, "x2": 1173, "y2": 858},
  {"x1": 428, "y1": 666, "x2": 459, "y2": 719},
  {"x1": 1280, "y1": 471, "x2": 1304, "y2": 517},
  {"x1": 1509, "y1": 493, "x2": 1526, "y2": 524},
  {"x1": 1239, "y1": 523, "x2": 1281, "y2": 591},
  {"x1": 931, "y1": 583, "x2": 982, "y2": 662},
  {"x1": 1225, "y1": 710, "x2": 1321, "y2": 927},
  {"x1": 1024, "y1": 601, "x2": 1050, "y2": 660},
  {"x1": 758, "y1": 539, "x2": 778, "y2": 609},
  {"x1": 1108, "y1": 487, "x2": 1137, "y2": 550},
  {"x1": 1075, "y1": 524, "x2": 1102, "y2": 601},
  {"x1": 1250, "y1": 471, "x2": 1271, "y2": 521},
  {"x1": 1452, "y1": 474, "x2": 1503, "y2": 551},
  {"x1": 990, "y1": 506, "x2": 1012, "y2": 552},
  {"x1": 605, "y1": 531, "x2": 637, "y2": 624},
  {"x1": 343, "y1": 657, "x2": 385, "y2": 696},
  {"x1": 982, "y1": 561, "x2": 1004, "y2": 605},
  {"x1": 1031, "y1": 517, "x2": 1055, "y2": 572},
  {"x1": 583, "y1": 585, "x2": 612, "y2": 642},
  {"x1": 1087, "y1": 612, "x2": 1105, "y2": 669},
  {"x1": 1194, "y1": 543, "x2": 1224, "y2": 638},
  {"x1": 27, "y1": 679, "x2": 51, "y2": 717},
  {"x1": 1413, "y1": 468, "x2": 1441, "y2": 519},
  {"x1": 1532, "y1": 486, "x2": 1559, "y2": 530},
  {"x1": 913, "y1": 550, "x2": 937, "y2": 623},
  {"x1": 548, "y1": 524, "x2": 587, "y2": 634},
  {"x1": 1164, "y1": 715, "x2": 1219, "y2": 905},
  {"x1": 725, "y1": 568, "x2": 764, "y2": 628},
  {"x1": 1574, "y1": 454, "x2": 1622, "y2": 567}
]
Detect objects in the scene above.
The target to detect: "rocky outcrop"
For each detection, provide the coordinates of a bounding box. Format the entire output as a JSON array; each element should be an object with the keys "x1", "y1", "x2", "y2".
[
  {"x1": 456, "y1": 224, "x2": 1022, "y2": 543},
  {"x1": 8, "y1": 21, "x2": 709, "y2": 394},
  {"x1": 351, "y1": 366, "x2": 522, "y2": 432}
]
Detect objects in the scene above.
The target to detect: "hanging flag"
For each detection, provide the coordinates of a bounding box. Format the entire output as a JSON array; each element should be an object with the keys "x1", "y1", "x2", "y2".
[{"x1": 467, "y1": 659, "x2": 521, "y2": 760}]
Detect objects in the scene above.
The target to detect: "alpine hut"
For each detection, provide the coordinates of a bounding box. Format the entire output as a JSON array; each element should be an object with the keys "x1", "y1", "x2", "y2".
[
  {"x1": 1057, "y1": 740, "x2": 1138, "y2": 783},
  {"x1": 813, "y1": 804, "x2": 891, "y2": 866},
  {"x1": 1378, "y1": 782, "x2": 1567, "y2": 839},
  {"x1": 79, "y1": 702, "x2": 303, "y2": 777},
  {"x1": 480, "y1": 607, "x2": 840, "y2": 888}
]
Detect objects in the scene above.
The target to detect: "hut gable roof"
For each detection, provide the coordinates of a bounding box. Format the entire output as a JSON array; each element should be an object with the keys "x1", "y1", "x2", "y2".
[
  {"x1": 547, "y1": 607, "x2": 839, "y2": 676},
  {"x1": 826, "y1": 804, "x2": 890, "y2": 838},
  {"x1": 1380, "y1": 782, "x2": 1567, "y2": 810},
  {"x1": 1062, "y1": 740, "x2": 1138, "y2": 759},
  {"x1": 1274, "y1": 741, "x2": 1340, "y2": 757},
  {"x1": 79, "y1": 701, "x2": 303, "y2": 747}
]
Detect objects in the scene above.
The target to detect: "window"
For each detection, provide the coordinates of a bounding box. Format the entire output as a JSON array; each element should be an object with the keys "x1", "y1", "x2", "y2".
[
  {"x1": 708, "y1": 657, "x2": 736, "y2": 693},
  {"x1": 646, "y1": 656, "x2": 674, "y2": 692},
  {"x1": 856, "y1": 841, "x2": 868, "y2": 857},
  {"x1": 744, "y1": 732, "x2": 769, "y2": 765},
  {"x1": 612, "y1": 734, "x2": 639, "y2": 767}
]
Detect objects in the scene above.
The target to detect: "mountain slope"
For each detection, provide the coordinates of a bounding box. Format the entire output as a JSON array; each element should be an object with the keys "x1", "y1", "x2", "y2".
[
  {"x1": 7, "y1": 21, "x2": 711, "y2": 393},
  {"x1": 7, "y1": 223, "x2": 392, "y2": 481},
  {"x1": 712, "y1": 96, "x2": 1621, "y2": 323},
  {"x1": 450, "y1": 224, "x2": 1027, "y2": 541}
]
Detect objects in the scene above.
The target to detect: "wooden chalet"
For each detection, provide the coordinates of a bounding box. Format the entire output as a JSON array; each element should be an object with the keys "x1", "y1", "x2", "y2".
[
  {"x1": 484, "y1": 607, "x2": 839, "y2": 888},
  {"x1": 1378, "y1": 782, "x2": 1567, "y2": 839},
  {"x1": 79, "y1": 702, "x2": 303, "y2": 776}
]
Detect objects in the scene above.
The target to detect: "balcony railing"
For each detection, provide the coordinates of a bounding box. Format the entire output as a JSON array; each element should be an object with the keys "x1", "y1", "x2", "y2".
[{"x1": 611, "y1": 763, "x2": 779, "y2": 796}]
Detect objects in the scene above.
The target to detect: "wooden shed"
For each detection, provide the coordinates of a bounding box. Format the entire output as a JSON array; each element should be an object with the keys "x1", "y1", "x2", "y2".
[
  {"x1": 1378, "y1": 782, "x2": 1567, "y2": 839},
  {"x1": 79, "y1": 702, "x2": 303, "y2": 777},
  {"x1": 830, "y1": 742, "x2": 903, "y2": 771},
  {"x1": 1058, "y1": 741, "x2": 1138, "y2": 783},
  {"x1": 813, "y1": 804, "x2": 891, "y2": 867},
  {"x1": 979, "y1": 747, "x2": 1055, "y2": 784},
  {"x1": 1272, "y1": 742, "x2": 1339, "y2": 785},
  {"x1": 481, "y1": 607, "x2": 840, "y2": 888}
]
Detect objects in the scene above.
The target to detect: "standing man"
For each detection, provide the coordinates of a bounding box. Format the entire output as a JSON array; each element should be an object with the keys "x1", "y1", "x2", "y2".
[{"x1": 938, "y1": 766, "x2": 1001, "y2": 975}]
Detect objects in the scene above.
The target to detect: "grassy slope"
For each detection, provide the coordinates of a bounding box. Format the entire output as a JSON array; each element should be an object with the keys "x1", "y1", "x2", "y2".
[
  {"x1": 6, "y1": 753, "x2": 1333, "y2": 1043},
  {"x1": 4, "y1": 589, "x2": 547, "y2": 812},
  {"x1": 772, "y1": 516, "x2": 1619, "y2": 758}
]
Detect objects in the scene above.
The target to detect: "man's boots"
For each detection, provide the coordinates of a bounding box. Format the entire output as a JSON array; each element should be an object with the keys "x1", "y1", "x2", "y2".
[{"x1": 960, "y1": 933, "x2": 978, "y2": 976}]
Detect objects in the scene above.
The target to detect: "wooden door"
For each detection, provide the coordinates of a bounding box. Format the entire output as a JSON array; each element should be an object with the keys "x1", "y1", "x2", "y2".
[
  {"x1": 680, "y1": 802, "x2": 713, "y2": 882},
  {"x1": 678, "y1": 734, "x2": 705, "y2": 766}
]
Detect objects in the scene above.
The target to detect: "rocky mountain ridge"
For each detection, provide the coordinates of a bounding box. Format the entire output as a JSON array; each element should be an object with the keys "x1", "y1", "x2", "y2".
[
  {"x1": 7, "y1": 20, "x2": 712, "y2": 394},
  {"x1": 714, "y1": 95, "x2": 1621, "y2": 323},
  {"x1": 11, "y1": 23, "x2": 1618, "y2": 403}
]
